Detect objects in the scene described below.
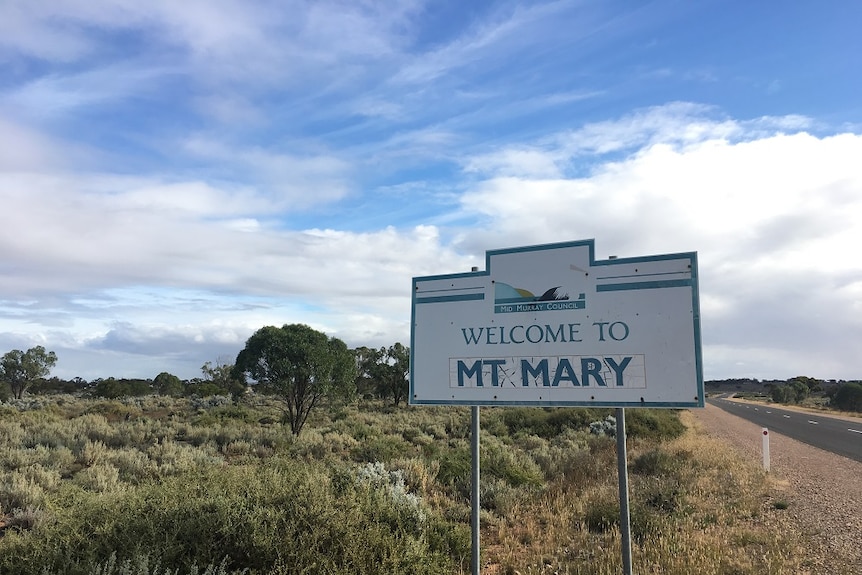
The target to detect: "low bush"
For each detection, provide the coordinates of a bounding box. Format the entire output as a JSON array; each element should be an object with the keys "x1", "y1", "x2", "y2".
[
  {"x1": 631, "y1": 448, "x2": 678, "y2": 476},
  {"x1": 625, "y1": 410, "x2": 686, "y2": 440},
  {"x1": 481, "y1": 443, "x2": 543, "y2": 488},
  {"x1": 0, "y1": 395, "x2": 813, "y2": 574},
  {"x1": 350, "y1": 435, "x2": 411, "y2": 463},
  {"x1": 582, "y1": 496, "x2": 663, "y2": 543},
  {"x1": 500, "y1": 407, "x2": 608, "y2": 438},
  {"x1": 0, "y1": 462, "x2": 453, "y2": 575},
  {"x1": 435, "y1": 445, "x2": 472, "y2": 497}
]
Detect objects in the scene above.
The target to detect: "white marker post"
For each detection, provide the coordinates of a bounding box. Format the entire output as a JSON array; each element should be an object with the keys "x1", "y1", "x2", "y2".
[{"x1": 762, "y1": 428, "x2": 770, "y2": 472}]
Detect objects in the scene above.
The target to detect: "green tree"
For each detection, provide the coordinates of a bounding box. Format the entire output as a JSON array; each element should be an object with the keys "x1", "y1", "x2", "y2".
[
  {"x1": 92, "y1": 377, "x2": 125, "y2": 399},
  {"x1": 377, "y1": 343, "x2": 410, "y2": 406},
  {"x1": 353, "y1": 346, "x2": 382, "y2": 398},
  {"x1": 154, "y1": 371, "x2": 184, "y2": 396},
  {"x1": 771, "y1": 378, "x2": 811, "y2": 405},
  {"x1": 789, "y1": 375, "x2": 822, "y2": 395},
  {"x1": 832, "y1": 382, "x2": 862, "y2": 412},
  {"x1": 770, "y1": 385, "x2": 788, "y2": 404},
  {"x1": 0, "y1": 346, "x2": 58, "y2": 399},
  {"x1": 92, "y1": 377, "x2": 151, "y2": 398},
  {"x1": 789, "y1": 379, "x2": 810, "y2": 403},
  {"x1": 200, "y1": 359, "x2": 246, "y2": 398},
  {"x1": 29, "y1": 376, "x2": 83, "y2": 395},
  {"x1": 354, "y1": 344, "x2": 410, "y2": 406},
  {"x1": 233, "y1": 324, "x2": 356, "y2": 435}
]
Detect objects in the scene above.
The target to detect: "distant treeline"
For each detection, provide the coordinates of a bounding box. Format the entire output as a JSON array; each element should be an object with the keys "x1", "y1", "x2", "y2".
[
  {"x1": 706, "y1": 376, "x2": 862, "y2": 413},
  {"x1": 4, "y1": 370, "x2": 862, "y2": 413},
  {"x1": 706, "y1": 377, "x2": 859, "y2": 387}
]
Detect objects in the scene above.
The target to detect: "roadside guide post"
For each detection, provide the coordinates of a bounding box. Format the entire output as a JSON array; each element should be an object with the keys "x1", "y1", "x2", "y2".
[
  {"x1": 762, "y1": 428, "x2": 770, "y2": 472},
  {"x1": 410, "y1": 239, "x2": 703, "y2": 575}
]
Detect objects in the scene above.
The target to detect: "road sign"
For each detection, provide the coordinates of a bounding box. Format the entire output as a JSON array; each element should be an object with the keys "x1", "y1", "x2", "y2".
[{"x1": 410, "y1": 239, "x2": 703, "y2": 407}]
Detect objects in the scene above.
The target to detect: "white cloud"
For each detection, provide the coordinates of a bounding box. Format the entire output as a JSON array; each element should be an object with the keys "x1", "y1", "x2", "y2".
[
  {"x1": 465, "y1": 147, "x2": 563, "y2": 178},
  {"x1": 0, "y1": 115, "x2": 85, "y2": 170},
  {"x1": 0, "y1": 167, "x2": 471, "y2": 297},
  {"x1": 551, "y1": 103, "x2": 813, "y2": 158},
  {"x1": 454, "y1": 109, "x2": 862, "y2": 380},
  {"x1": 181, "y1": 137, "x2": 352, "y2": 207},
  {"x1": 4, "y1": 65, "x2": 176, "y2": 119},
  {"x1": 0, "y1": 0, "x2": 418, "y2": 92},
  {"x1": 394, "y1": 1, "x2": 572, "y2": 85}
]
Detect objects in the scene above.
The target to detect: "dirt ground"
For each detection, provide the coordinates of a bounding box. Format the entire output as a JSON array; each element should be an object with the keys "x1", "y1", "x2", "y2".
[{"x1": 691, "y1": 403, "x2": 862, "y2": 575}]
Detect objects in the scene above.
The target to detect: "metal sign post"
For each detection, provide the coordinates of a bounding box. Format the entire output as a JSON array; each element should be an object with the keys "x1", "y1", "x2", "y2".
[
  {"x1": 471, "y1": 405, "x2": 480, "y2": 575},
  {"x1": 616, "y1": 408, "x2": 633, "y2": 575}
]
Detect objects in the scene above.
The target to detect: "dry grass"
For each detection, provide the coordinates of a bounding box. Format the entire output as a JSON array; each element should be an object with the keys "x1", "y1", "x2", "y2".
[
  {"x1": 479, "y1": 410, "x2": 810, "y2": 574},
  {"x1": 0, "y1": 396, "x2": 816, "y2": 574}
]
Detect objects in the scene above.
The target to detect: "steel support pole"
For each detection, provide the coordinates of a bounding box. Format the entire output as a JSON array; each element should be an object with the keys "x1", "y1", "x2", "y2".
[
  {"x1": 471, "y1": 405, "x2": 481, "y2": 575},
  {"x1": 615, "y1": 408, "x2": 633, "y2": 575}
]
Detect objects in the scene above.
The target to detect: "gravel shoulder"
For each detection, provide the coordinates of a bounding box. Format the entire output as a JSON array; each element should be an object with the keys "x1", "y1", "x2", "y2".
[{"x1": 691, "y1": 403, "x2": 862, "y2": 575}]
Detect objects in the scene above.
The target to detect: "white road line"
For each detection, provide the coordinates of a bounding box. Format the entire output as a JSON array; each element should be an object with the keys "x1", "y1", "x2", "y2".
[
  {"x1": 849, "y1": 429, "x2": 862, "y2": 434},
  {"x1": 783, "y1": 415, "x2": 790, "y2": 418},
  {"x1": 808, "y1": 420, "x2": 819, "y2": 425}
]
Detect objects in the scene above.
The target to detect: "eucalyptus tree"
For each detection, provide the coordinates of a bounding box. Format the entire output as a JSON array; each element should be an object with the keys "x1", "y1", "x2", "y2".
[
  {"x1": 353, "y1": 343, "x2": 410, "y2": 405},
  {"x1": 154, "y1": 371, "x2": 183, "y2": 397},
  {"x1": 0, "y1": 346, "x2": 58, "y2": 399},
  {"x1": 233, "y1": 324, "x2": 356, "y2": 435},
  {"x1": 376, "y1": 343, "x2": 410, "y2": 406}
]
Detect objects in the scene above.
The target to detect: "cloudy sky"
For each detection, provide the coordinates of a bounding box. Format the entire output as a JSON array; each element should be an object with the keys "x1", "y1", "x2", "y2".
[{"x1": 1, "y1": 0, "x2": 860, "y2": 382}]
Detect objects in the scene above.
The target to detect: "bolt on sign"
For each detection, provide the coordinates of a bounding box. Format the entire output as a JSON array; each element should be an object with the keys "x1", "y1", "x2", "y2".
[{"x1": 410, "y1": 239, "x2": 704, "y2": 407}]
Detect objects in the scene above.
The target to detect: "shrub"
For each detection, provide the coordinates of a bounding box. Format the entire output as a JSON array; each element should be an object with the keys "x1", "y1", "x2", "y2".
[
  {"x1": 481, "y1": 443, "x2": 543, "y2": 488},
  {"x1": 0, "y1": 462, "x2": 454, "y2": 575},
  {"x1": 436, "y1": 445, "x2": 472, "y2": 497},
  {"x1": 350, "y1": 435, "x2": 411, "y2": 463},
  {"x1": 392, "y1": 457, "x2": 439, "y2": 495},
  {"x1": 625, "y1": 410, "x2": 685, "y2": 440},
  {"x1": 1, "y1": 469, "x2": 48, "y2": 510},
  {"x1": 582, "y1": 497, "x2": 662, "y2": 543},
  {"x1": 79, "y1": 440, "x2": 110, "y2": 467},
  {"x1": 583, "y1": 496, "x2": 618, "y2": 534},
  {"x1": 632, "y1": 448, "x2": 677, "y2": 476},
  {"x1": 189, "y1": 396, "x2": 235, "y2": 411},
  {"x1": 642, "y1": 480, "x2": 685, "y2": 514},
  {"x1": 88, "y1": 553, "x2": 243, "y2": 575},
  {"x1": 501, "y1": 407, "x2": 608, "y2": 438},
  {"x1": 355, "y1": 461, "x2": 425, "y2": 525},
  {"x1": 589, "y1": 415, "x2": 616, "y2": 436},
  {"x1": 479, "y1": 477, "x2": 522, "y2": 515},
  {"x1": 72, "y1": 463, "x2": 122, "y2": 492}
]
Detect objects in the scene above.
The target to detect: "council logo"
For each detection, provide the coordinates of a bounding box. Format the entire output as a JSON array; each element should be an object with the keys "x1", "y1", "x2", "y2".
[{"x1": 493, "y1": 281, "x2": 586, "y2": 314}]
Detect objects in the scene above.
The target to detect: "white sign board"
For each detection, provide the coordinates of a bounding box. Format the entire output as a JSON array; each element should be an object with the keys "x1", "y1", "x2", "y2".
[{"x1": 410, "y1": 239, "x2": 703, "y2": 407}]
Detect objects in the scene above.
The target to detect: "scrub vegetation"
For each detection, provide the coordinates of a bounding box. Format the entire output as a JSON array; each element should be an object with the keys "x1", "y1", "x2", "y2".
[{"x1": 0, "y1": 394, "x2": 817, "y2": 575}]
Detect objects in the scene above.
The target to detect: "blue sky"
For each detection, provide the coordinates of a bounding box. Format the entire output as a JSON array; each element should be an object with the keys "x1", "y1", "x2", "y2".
[{"x1": 1, "y1": 0, "x2": 860, "y2": 382}]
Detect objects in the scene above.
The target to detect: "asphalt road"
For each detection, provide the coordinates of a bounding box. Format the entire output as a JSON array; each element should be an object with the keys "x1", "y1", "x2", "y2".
[{"x1": 706, "y1": 396, "x2": 862, "y2": 463}]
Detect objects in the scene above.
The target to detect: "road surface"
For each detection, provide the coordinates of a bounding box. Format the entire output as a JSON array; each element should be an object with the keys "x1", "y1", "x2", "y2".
[{"x1": 706, "y1": 396, "x2": 862, "y2": 463}]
